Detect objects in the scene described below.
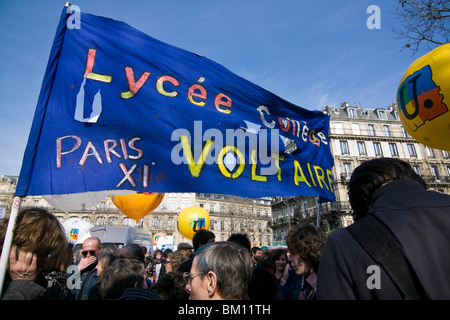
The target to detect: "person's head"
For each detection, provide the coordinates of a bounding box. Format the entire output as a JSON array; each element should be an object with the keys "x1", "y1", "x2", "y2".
[
  {"x1": 118, "y1": 243, "x2": 145, "y2": 264},
  {"x1": 348, "y1": 157, "x2": 427, "y2": 220},
  {"x1": 177, "y1": 242, "x2": 193, "y2": 257},
  {"x1": 96, "y1": 249, "x2": 118, "y2": 278},
  {"x1": 81, "y1": 236, "x2": 103, "y2": 260},
  {"x1": 286, "y1": 226, "x2": 326, "y2": 277},
  {"x1": 271, "y1": 249, "x2": 288, "y2": 272},
  {"x1": 163, "y1": 248, "x2": 173, "y2": 258},
  {"x1": 151, "y1": 272, "x2": 189, "y2": 300},
  {"x1": 192, "y1": 229, "x2": 215, "y2": 251},
  {"x1": 165, "y1": 250, "x2": 188, "y2": 273},
  {"x1": 259, "y1": 251, "x2": 274, "y2": 269},
  {"x1": 99, "y1": 258, "x2": 147, "y2": 299},
  {"x1": 185, "y1": 241, "x2": 253, "y2": 300},
  {"x1": 153, "y1": 249, "x2": 163, "y2": 260},
  {"x1": 226, "y1": 233, "x2": 251, "y2": 252},
  {"x1": 0, "y1": 208, "x2": 68, "y2": 270},
  {"x1": 43, "y1": 242, "x2": 74, "y2": 273},
  {"x1": 251, "y1": 246, "x2": 262, "y2": 264}
]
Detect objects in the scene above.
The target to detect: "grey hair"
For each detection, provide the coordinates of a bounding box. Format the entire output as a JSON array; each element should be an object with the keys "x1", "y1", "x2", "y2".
[{"x1": 193, "y1": 241, "x2": 253, "y2": 300}]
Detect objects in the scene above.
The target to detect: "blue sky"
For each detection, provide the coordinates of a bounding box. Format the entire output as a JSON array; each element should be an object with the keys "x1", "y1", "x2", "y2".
[{"x1": 0, "y1": 0, "x2": 431, "y2": 175}]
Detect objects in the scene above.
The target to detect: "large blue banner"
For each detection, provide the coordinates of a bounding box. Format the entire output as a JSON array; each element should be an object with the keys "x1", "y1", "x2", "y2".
[{"x1": 16, "y1": 6, "x2": 335, "y2": 202}]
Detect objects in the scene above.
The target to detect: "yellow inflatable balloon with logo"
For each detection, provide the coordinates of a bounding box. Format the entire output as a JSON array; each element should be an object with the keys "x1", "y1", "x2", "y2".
[
  {"x1": 111, "y1": 192, "x2": 164, "y2": 222},
  {"x1": 177, "y1": 206, "x2": 210, "y2": 240},
  {"x1": 397, "y1": 43, "x2": 450, "y2": 151}
]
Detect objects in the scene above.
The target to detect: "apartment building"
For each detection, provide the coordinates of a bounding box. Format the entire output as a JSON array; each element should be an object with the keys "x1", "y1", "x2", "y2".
[
  {"x1": 270, "y1": 103, "x2": 450, "y2": 243},
  {"x1": 0, "y1": 180, "x2": 273, "y2": 248}
]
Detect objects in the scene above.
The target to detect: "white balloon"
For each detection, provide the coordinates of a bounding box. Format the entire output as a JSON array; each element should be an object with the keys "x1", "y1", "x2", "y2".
[
  {"x1": 43, "y1": 190, "x2": 134, "y2": 211},
  {"x1": 62, "y1": 217, "x2": 93, "y2": 244}
]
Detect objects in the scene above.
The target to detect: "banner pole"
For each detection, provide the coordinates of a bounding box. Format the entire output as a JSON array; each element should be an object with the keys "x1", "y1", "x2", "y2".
[
  {"x1": 316, "y1": 196, "x2": 321, "y2": 228},
  {"x1": 0, "y1": 196, "x2": 21, "y2": 295}
]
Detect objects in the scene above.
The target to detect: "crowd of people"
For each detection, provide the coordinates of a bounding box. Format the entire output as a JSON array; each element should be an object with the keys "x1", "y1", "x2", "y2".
[{"x1": 0, "y1": 158, "x2": 449, "y2": 300}]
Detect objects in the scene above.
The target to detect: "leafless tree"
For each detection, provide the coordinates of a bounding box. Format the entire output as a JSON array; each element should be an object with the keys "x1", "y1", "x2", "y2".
[{"x1": 393, "y1": 0, "x2": 450, "y2": 54}]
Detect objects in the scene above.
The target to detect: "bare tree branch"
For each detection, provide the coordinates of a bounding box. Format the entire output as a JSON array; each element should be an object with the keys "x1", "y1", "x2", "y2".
[{"x1": 393, "y1": 0, "x2": 450, "y2": 54}]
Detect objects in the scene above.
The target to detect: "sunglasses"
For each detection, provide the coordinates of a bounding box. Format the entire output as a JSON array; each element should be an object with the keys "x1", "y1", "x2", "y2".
[{"x1": 81, "y1": 250, "x2": 96, "y2": 257}]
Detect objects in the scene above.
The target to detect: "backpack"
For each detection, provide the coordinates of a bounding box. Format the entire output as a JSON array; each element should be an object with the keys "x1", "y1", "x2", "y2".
[{"x1": 347, "y1": 215, "x2": 430, "y2": 300}]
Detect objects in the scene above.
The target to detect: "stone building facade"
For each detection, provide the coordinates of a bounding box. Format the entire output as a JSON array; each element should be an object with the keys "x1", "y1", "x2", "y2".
[
  {"x1": 270, "y1": 103, "x2": 450, "y2": 243},
  {"x1": 0, "y1": 180, "x2": 273, "y2": 248}
]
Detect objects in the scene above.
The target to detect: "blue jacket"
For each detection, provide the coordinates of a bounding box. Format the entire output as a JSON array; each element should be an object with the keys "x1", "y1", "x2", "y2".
[{"x1": 70, "y1": 262, "x2": 99, "y2": 300}]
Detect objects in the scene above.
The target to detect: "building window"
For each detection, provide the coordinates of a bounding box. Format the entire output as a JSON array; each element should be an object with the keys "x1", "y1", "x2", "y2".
[
  {"x1": 425, "y1": 146, "x2": 434, "y2": 158},
  {"x1": 442, "y1": 150, "x2": 449, "y2": 159},
  {"x1": 412, "y1": 165, "x2": 422, "y2": 176},
  {"x1": 376, "y1": 109, "x2": 387, "y2": 120},
  {"x1": 407, "y1": 144, "x2": 417, "y2": 157},
  {"x1": 210, "y1": 205, "x2": 215, "y2": 214},
  {"x1": 383, "y1": 125, "x2": 392, "y2": 137},
  {"x1": 335, "y1": 122, "x2": 344, "y2": 134},
  {"x1": 401, "y1": 126, "x2": 408, "y2": 138},
  {"x1": 373, "y1": 142, "x2": 383, "y2": 156},
  {"x1": 108, "y1": 217, "x2": 118, "y2": 226},
  {"x1": 82, "y1": 216, "x2": 91, "y2": 223},
  {"x1": 167, "y1": 193, "x2": 177, "y2": 211},
  {"x1": 357, "y1": 141, "x2": 367, "y2": 156},
  {"x1": 123, "y1": 217, "x2": 133, "y2": 226},
  {"x1": 351, "y1": 123, "x2": 361, "y2": 135},
  {"x1": 153, "y1": 216, "x2": 159, "y2": 227},
  {"x1": 96, "y1": 216, "x2": 106, "y2": 226},
  {"x1": 168, "y1": 217, "x2": 173, "y2": 227},
  {"x1": 181, "y1": 193, "x2": 191, "y2": 209},
  {"x1": 368, "y1": 124, "x2": 376, "y2": 136},
  {"x1": 303, "y1": 201, "x2": 308, "y2": 214},
  {"x1": 389, "y1": 143, "x2": 399, "y2": 157},
  {"x1": 340, "y1": 140, "x2": 349, "y2": 155},
  {"x1": 347, "y1": 108, "x2": 357, "y2": 118},
  {"x1": 361, "y1": 110, "x2": 370, "y2": 117},
  {"x1": 343, "y1": 163, "x2": 353, "y2": 179},
  {"x1": 167, "y1": 200, "x2": 176, "y2": 211},
  {"x1": 391, "y1": 110, "x2": 399, "y2": 120},
  {"x1": 431, "y1": 165, "x2": 441, "y2": 181}
]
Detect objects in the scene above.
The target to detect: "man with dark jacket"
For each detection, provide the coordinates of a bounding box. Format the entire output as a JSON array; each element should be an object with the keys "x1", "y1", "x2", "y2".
[
  {"x1": 317, "y1": 158, "x2": 450, "y2": 300},
  {"x1": 72, "y1": 236, "x2": 103, "y2": 300},
  {"x1": 177, "y1": 230, "x2": 215, "y2": 273}
]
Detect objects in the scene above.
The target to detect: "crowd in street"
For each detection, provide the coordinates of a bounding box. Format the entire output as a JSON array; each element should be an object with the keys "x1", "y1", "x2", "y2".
[{"x1": 1, "y1": 158, "x2": 450, "y2": 300}]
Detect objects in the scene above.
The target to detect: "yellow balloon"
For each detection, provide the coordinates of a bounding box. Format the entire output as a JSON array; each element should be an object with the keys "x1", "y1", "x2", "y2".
[
  {"x1": 111, "y1": 192, "x2": 164, "y2": 222},
  {"x1": 177, "y1": 206, "x2": 210, "y2": 240},
  {"x1": 397, "y1": 43, "x2": 450, "y2": 151}
]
